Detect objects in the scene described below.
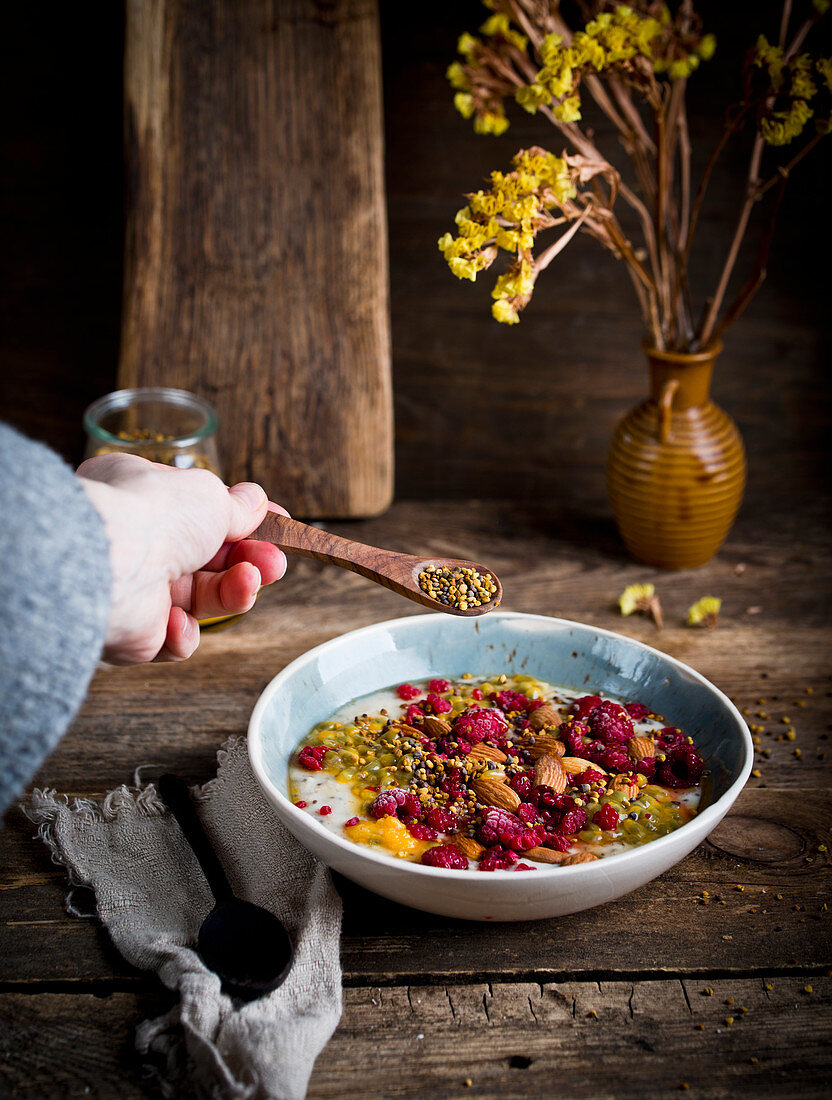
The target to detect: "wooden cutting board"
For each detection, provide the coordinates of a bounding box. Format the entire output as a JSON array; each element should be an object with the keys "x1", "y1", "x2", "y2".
[{"x1": 119, "y1": 0, "x2": 393, "y2": 518}]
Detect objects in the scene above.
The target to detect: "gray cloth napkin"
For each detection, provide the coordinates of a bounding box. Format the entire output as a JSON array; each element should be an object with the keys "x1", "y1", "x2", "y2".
[{"x1": 24, "y1": 736, "x2": 343, "y2": 1100}]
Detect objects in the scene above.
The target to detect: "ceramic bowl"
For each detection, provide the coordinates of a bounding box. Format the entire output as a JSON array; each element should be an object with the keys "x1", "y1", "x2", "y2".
[{"x1": 248, "y1": 612, "x2": 752, "y2": 921}]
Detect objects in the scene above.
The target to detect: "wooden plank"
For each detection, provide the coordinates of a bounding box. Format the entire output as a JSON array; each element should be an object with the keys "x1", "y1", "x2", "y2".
[
  {"x1": 0, "y1": 990, "x2": 173, "y2": 1100},
  {"x1": 2, "y1": 788, "x2": 829, "y2": 987},
  {"x1": 119, "y1": 0, "x2": 393, "y2": 517},
  {"x1": 1, "y1": 979, "x2": 830, "y2": 1098}
]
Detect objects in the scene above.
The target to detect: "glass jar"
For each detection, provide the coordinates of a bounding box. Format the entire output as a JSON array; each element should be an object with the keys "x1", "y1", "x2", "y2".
[
  {"x1": 83, "y1": 387, "x2": 243, "y2": 632},
  {"x1": 83, "y1": 387, "x2": 221, "y2": 473}
]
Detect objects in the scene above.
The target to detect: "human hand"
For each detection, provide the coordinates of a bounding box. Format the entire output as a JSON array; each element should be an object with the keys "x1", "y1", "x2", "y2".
[{"x1": 76, "y1": 453, "x2": 287, "y2": 664}]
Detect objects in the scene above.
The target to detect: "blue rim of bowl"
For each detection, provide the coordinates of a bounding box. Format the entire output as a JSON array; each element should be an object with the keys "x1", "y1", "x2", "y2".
[{"x1": 248, "y1": 611, "x2": 754, "y2": 879}]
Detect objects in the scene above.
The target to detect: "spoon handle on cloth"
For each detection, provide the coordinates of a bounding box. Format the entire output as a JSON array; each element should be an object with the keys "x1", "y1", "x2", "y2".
[{"x1": 158, "y1": 773, "x2": 235, "y2": 905}]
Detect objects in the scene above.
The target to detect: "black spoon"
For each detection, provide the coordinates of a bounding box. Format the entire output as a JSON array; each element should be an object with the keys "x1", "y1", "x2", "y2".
[{"x1": 158, "y1": 773, "x2": 294, "y2": 1000}]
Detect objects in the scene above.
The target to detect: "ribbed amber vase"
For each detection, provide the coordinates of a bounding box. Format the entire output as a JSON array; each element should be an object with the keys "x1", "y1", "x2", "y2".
[{"x1": 606, "y1": 342, "x2": 746, "y2": 569}]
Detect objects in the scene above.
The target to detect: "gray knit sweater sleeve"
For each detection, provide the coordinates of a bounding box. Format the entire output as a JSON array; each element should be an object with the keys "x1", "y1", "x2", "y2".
[{"x1": 0, "y1": 423, "x2": 111, "y2": 816}]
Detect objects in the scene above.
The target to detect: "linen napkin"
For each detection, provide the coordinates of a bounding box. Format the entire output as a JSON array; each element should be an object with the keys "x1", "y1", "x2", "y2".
[{"x1": 24, "y1": 736, "x2": 343, "y2": 1100}]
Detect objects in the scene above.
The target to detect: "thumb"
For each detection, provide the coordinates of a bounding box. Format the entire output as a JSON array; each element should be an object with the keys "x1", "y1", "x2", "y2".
[{"x1": 226, "y1": 482, "x2": 269, "y2": 541}]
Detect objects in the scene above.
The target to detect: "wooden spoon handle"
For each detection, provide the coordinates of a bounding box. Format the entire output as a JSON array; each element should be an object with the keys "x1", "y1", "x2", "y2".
[
  {"x1": 158, "y1": 774, "x2": 235, "y2": 905},
  {"x1": 253, "y1": 508, "x2": 417, "y2": 575},
  {"x1": 250, "y1": 507, "x2": 501, "y2": 615}
]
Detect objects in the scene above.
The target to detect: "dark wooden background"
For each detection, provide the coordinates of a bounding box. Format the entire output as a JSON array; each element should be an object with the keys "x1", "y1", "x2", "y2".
[
  {"x1": 1, "y1": 5, "x2": 831, "y2": 1095},
  {"x1": 2, "y1": 0, "x2": 829, "y2": 525}
]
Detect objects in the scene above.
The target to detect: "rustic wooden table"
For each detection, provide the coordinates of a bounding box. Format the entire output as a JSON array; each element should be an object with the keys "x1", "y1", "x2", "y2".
[{"x1": 1, "y1": 498, "x2": 830, "y2": 1097}]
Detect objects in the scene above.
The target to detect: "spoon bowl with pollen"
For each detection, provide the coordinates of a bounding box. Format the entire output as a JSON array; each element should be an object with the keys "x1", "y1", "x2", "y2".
[{"x1": 250, "y1": 507, "x2": 502, "y2": 616}]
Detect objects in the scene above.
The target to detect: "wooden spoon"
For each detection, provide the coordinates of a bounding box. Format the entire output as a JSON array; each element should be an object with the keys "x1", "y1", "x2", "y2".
[
  {"x1": 158, "y1": 773, "x2": 294, "y2": 1001},
  {"x1": 251, "y1": 506, "x2": 502, "y2": 617}
]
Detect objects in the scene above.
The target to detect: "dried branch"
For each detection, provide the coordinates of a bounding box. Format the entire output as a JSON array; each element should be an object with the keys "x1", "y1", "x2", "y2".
[{"x1": 709, "y1": 173, "x2": 789, "y2": 345}]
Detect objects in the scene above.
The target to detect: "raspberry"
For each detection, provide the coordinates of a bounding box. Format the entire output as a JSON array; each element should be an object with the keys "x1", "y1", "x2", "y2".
[
  {"x1": 578, "y1": 768, "x2": 606, "y2": 785},
  {"x1": 370, "y1": 788, "x2": 420, "y2": 819},
  {"x1": 407, "y1": 821, "x2": 438, "y2": 840},
  {"x1": 589, "y1": 701, "x2": 634, "y2": 744},
  {"x1": 319, "y1": 805, "x2": 332, "y2": 816},
  {"x1": 489, "y1": 690, "x2": 533, "y2": 714},
  {"x1": 435, "y1": 734, "x2": 471, "y2": 757},
  {"x1": 455, "y1": 707, "x2": 507, "y2": 745},
  {"x1": 426, "y1": 692, "x2": 453, "y2": 715},
  {"x1": 509, "y1": 772, "x2": 532, "y2": 798},
  {"x1": 477, "y1": 807, "x2": 544, "y2": 850},
  {"x1": 397, "y1": 683, "x2": 422, "y2": 700},
  {"x1": 345, "y1": 816, "x2": 359, "y2": 827},
  {"x1": 297, "y1": 745, "x2": 328, "y2": 771},
  {"x1": 479, "y1": 846, "x2": 519, "y2": 871},
  {"x1": 636, "y1": 756, "x2": 656, "y2": 778},
  {"x1": 404, "y1": 703, "x2": 425, "y2": 726},
  {"x1": 658, "y1": 745, "x2": 704, "y2": 788},
  {"x1": 658, "y1": 726, "x2": 685, "y2": 748},
  {"x1": 425, "y1": 807, "x2": 458, "y2": 832},
  {"x1": 594, "y1": 802, "x2": 619, "y2": 831},
  {"x1": 531, "y1": 787, "x2": 574, "y2": 812},
  {"x1": 570, "y1": 695, "x2": 601, "y2": 720},
  {"x1": 625, "y1": 702, "x2": 650, "y2": 721},
  {"x1": 471, "y1": 688, "x2": 484, "y2": 700},
  {"x1": 421, "y1": 844, "x2": 468, "y2": 869},
  {"x1": 477, "y1": 806, "x2": 520, "y2": 845},
  {"x1": 542, "y1": 834, "x2": 571, "y2": 852},
  {"x1": 515, "y1": 863, "x2": 537, "y2": 871},
  {"x1": 439, "y1": 766, "x2": 468, "y2": 800},
  {"x1": 557, "y1": 807, "x2": 587, "y2": 835},
  {"x1": 294, "y1": 800, "x2": 308, "y2": 808},
  {"x1": 562, "y1": 721, "x2": 589, "y2": 756},
  {"x1": 517, "y1": 802, "x2": 537, "y2": 824},
  {"x1": 428, "y1": 678, "x2": 452, "y2": 693},
  {"x1": 599, "y1": 746, "x2": 631, "y2": 773}
]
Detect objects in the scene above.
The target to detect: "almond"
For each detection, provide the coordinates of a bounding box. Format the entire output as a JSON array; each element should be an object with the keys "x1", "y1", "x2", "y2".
[
  {"x1": 422, "y1": 716, "x2": 452, "y2": 738},
  {"x1": 454, "y1": 835, "x2": 486, "y2": 860},
  {"x1": 561, "y1": 852, "x2": 599, "y2": 865},
  {"x1": 561, "y1": 756, "x2": 602, "y2": 776},
  {"x1": 628, "y1": 735, "x2": 655, "y2": 761},
  {"x1": 524, "y1": 846, "x2": 568, "y2": 864},
  {"x1": 471, "y1": 776, "x2": 521, "y2": 812},
  {"x1": 395, "y1": 722, "x2": 426, "y2": 739},
  {"x1": 529, "y1": 702, "x2": 562, "y2": 731},
  {"x1": 610, "y1": 773, "x2": 639, "y2": 799},
  {"x1": 534, "y1": 753, "x2": 567, "y2": 793},
  {"x1": 522, "y1": 733, "x2": 566, "y2": 759},
  {"x1": 466, "y1": 743, "x2": 507, "y2": 764}
]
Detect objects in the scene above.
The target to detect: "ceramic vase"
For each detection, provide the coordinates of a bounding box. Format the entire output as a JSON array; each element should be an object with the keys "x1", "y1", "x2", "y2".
[{"x1": 606, "y1": 342, "x2": 746, "y2": 569}]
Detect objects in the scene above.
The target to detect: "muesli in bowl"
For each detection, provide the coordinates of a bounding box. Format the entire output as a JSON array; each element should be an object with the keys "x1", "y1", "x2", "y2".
[{"x1": 288, "y1": 672, "x2": 706, "y2": 872}]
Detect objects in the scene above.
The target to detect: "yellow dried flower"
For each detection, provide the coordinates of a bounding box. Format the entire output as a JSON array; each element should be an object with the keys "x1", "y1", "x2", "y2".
[
  {"x1": 453, "y1": 92, "x2": 475, "y2": 120},
  {"x1": 619, "y1": 583, "x2": 654, "y2": 616},
  {"x1": 618, "y1": 583, "x2": 663, "y2": 629},
  {"x1": 474, "y1": 109, "x2": 510, "y2": 136},
  {"x1": 457, "y1": 33, "x2": 479, "y2": 61},
  {"x1": 687, "y1": 596, "x2": 722, "y2": 628},
  {"x1": 698, "y1": 34, "x2": 717, "y2": 61},
  {"x1": 817, "y1": 58, "x2": 832, "y2": 94},
  {"x1": 492, "y1": 298, "x2": 520, "y2": 324},
  {"x1": 479, "y1": 13, "x2": 527, "y2": 54},
  {"x1": 755, "y1": 35, "x2": 785, "y2": 91},
  {"x1": 552, "y1": 95, "x2": 582, "y2": 123},
  {"x1": 446, "y1": 61, "x2": 470, "y2": 92}
]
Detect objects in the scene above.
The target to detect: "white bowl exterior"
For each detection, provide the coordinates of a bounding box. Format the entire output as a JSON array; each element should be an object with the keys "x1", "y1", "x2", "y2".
[{"x1": 248, "y1": 612, "x2": 753, "y2": 921}]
